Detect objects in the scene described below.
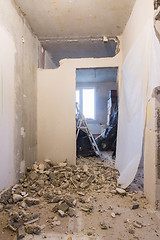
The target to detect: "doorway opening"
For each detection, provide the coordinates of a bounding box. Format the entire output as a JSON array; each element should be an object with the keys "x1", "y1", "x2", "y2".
[{"x1": 76, "y1": 67, "x2": 118, "y2": 161}]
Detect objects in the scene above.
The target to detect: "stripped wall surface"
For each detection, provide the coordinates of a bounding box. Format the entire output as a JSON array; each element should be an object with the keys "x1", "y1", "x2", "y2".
[
  {"x1": 0, "y1": 0, "x2": 39, "y2": 191},
  {"x1": 0, "y1": 25, "x2": 16, "y2": 190}
]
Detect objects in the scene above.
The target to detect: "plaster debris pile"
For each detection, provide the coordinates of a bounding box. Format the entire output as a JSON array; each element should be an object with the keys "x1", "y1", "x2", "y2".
[
  {"x1": 0, "y1": 158, "x2": 121, "y2": 237},
  {"x1": 0, "y1": 157, "x2": 159, "y2": 240}
]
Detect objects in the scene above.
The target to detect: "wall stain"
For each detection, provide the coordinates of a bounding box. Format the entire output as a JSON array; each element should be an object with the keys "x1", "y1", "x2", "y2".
[
  {"x1": 14, "y1": 1, "x2": 26, "y2": 16},
  {"x1": 51, "y1": 1, "x2": 57, "y2": 4}
]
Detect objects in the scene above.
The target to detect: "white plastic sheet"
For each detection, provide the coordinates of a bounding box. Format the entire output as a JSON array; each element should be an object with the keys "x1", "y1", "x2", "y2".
[{"x1": 115, "y1": 22, "x2": 160, "y2": 188}]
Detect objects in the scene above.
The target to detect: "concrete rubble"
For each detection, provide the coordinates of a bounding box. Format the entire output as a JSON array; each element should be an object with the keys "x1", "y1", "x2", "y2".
[
  {"x1": 0, "y1": 157, "x2": 120, "y2": 238},
  {"x1": 0, "y1": 156, "x2": 159, "y2": 239},
  {"x1": 25, "y1": 224, "x2": 41, "y2": 235}
]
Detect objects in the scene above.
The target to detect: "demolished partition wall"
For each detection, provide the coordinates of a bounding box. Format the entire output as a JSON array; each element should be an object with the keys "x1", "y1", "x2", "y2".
[
  {"x1": 0, "y1": 0, "x2": 39, "y2": 191},
  {"x1": 37, "y1": 54, "x2": 122, "y2": 165}
]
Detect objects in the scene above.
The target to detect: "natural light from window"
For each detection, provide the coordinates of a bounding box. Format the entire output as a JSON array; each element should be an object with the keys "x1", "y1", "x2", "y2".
[
  {"x1": 76, "y1": 90, "x2": 80, "y2": 105},
  {"x1": 83, "y1": 89, "x2": 95, "y2": 119}
]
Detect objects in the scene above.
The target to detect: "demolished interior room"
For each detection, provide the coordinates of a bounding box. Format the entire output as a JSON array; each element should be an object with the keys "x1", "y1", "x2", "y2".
[{"x1": 0, "y1": 0, "x2": 160, "y2": 239}]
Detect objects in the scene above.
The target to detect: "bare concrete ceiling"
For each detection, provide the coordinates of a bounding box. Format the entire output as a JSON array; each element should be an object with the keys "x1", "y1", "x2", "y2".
[
  {"x1": 15, "y1": 0, "x2": 135, "y2": 39},
  {"x1": 43, "y1": 39, "x2": 118, "y2": 66},
  {"x1": 76, "y1": 68, "x2": 118, "y2": 83},
  {"x1": 15, "y1": 0, "x2": 135, "y2": 66}
]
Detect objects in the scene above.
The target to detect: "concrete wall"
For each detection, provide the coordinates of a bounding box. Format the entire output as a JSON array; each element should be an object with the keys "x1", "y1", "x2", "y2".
[
  {"x1": 144, "y1": 97, "x2": 157, "y2": 207},
  {"x1": 0, "y1": 0, "x2": 39, "y2": 191},
  {"x1": 37, "y1": 55, "x2": 121, "y2": 164},
  {"x1": 45, "y1": 51, "x2": 57, "y2": 69},
  {"x1": 38, "y1": 44, "x2": 57, "y2": 69},
  {"x1": 76, "y1": 81, "x2": 117, "y2": 125},
  {"x1": 144, "y1": 88, "x2": 160, "y2": 209}
]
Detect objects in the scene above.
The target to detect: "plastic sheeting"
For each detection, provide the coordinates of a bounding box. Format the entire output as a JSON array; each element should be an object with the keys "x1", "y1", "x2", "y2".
[
  {"x1": 76, "y1": 129, "x2": 95, "y2": 157},
  {"x1": 97, "y1": 102, "x2": 118, "y2": 153},
  {"x1": 115, "y1": 22, "x2": 160, "y2": 188}
]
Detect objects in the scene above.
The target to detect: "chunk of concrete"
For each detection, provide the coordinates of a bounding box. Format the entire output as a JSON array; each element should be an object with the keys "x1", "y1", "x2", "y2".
[
  {"x1": 36, "y1": 180, "x2": 44, "y2": 187},
  {"x1": 58, "y1": 210, "x2": 65, "y2": 217},
  {"x1": 83, "y1": 165, "x2": 88, "y2": 172},
  {"x1": 0, "y1": 187, "x2": 12, "y2": 204},
  {"x1": 25, "y1": 224, "x2": 41, "y2": 235},
  {"x1": 29, "y1": 172, "x2": 38, "y2": 181},
  {"x1": 17, "y1": 226, "x2": 26, "y2": 240},
  {"x1": 50, "y1": 197, "x2": 62, "y2": 203},
  {"x1": 100, "y1": 222, "x2": 108, "y2": 230},
  {"x1": 68, "y1": 208, "x2": 76, "y2": 217},
  {"x1": 111, "y1": 212, "x2": 116, "y2": 218},
  {"x1": 0, "y1": 203, "x2": 4, "y2": 212},
  {"x1": 52, "y1": 220, "x2": 61, "y2": 227},
  {"x1": 80, "y1": 182, "x2": 89, "y2": 189},
  {"x1": 66, "y1": 198, "x2": 77, "y2": 208},
  {"x1": 116, "y1": 188, "x2": 126, "y2": 195},
  {"x1": 132, "y1": 204, "x2": 139, "y2": 210},
  {"x1": 13, "y1": 194, "x2": 23, "y2": 203},
  {"x1": 58, "y1": 203, "x2": 69, "y2": 212},
  {"x1": 39, "y1": 164, "x2": 45, "y2": 171},
  {"x1": 59, "y1": 163, "x2": 67, "y2": 167},
  {"x1": 25, "y1": 197, "x2": 40, "y2": 206},
  {"x1": 133, "y1": 221, "x2": 143, "y2": 228},
  {"x1": 62, "y1": 182, "x2": 69, "y2": 189}
]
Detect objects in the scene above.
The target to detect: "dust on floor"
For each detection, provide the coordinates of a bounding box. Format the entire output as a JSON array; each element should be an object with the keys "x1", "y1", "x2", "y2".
[{"x1": 0, "y1": 157, "x2": 160, "y2": 240}]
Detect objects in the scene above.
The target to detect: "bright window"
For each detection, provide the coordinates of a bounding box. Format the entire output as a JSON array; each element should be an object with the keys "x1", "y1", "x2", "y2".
[
  {"x1": 76, "y1": 90, "x2": 80, "y2": 105},
  {"x1": 83, "y1": 89, "x2": 95, "y2": 119}
]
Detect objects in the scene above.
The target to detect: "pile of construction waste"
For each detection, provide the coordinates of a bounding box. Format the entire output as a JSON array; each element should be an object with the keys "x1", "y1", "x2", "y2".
[{"x1": 0, "y1": 157, "x2": 121, "y2": 239}]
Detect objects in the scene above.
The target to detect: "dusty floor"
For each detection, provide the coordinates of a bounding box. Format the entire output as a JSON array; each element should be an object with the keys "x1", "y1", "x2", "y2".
[{"x1": 0, "y1": 156, "x2": 160, "y2": 240}]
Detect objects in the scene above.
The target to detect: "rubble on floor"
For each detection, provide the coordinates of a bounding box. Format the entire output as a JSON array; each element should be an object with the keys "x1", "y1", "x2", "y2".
[
  {"x1": 0, "y1": 160, "x2": 121, "y2": 238},
  {"x1": 0, "y1": 157, "x2": 120, "y2": 239},
  {"x1": 0, "y1": 157, "x2": 159, "y2": 240}
]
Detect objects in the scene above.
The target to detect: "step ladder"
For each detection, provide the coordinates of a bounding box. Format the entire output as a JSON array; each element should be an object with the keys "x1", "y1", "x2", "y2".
[{"x1": 76, "y1": 103, "x2": 103, "y2": 160}]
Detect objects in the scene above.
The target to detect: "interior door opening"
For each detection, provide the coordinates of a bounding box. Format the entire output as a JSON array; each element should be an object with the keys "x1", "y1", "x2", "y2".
[{"x1": 76, "y1": 67, "x2": 118, "y2": 160}]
